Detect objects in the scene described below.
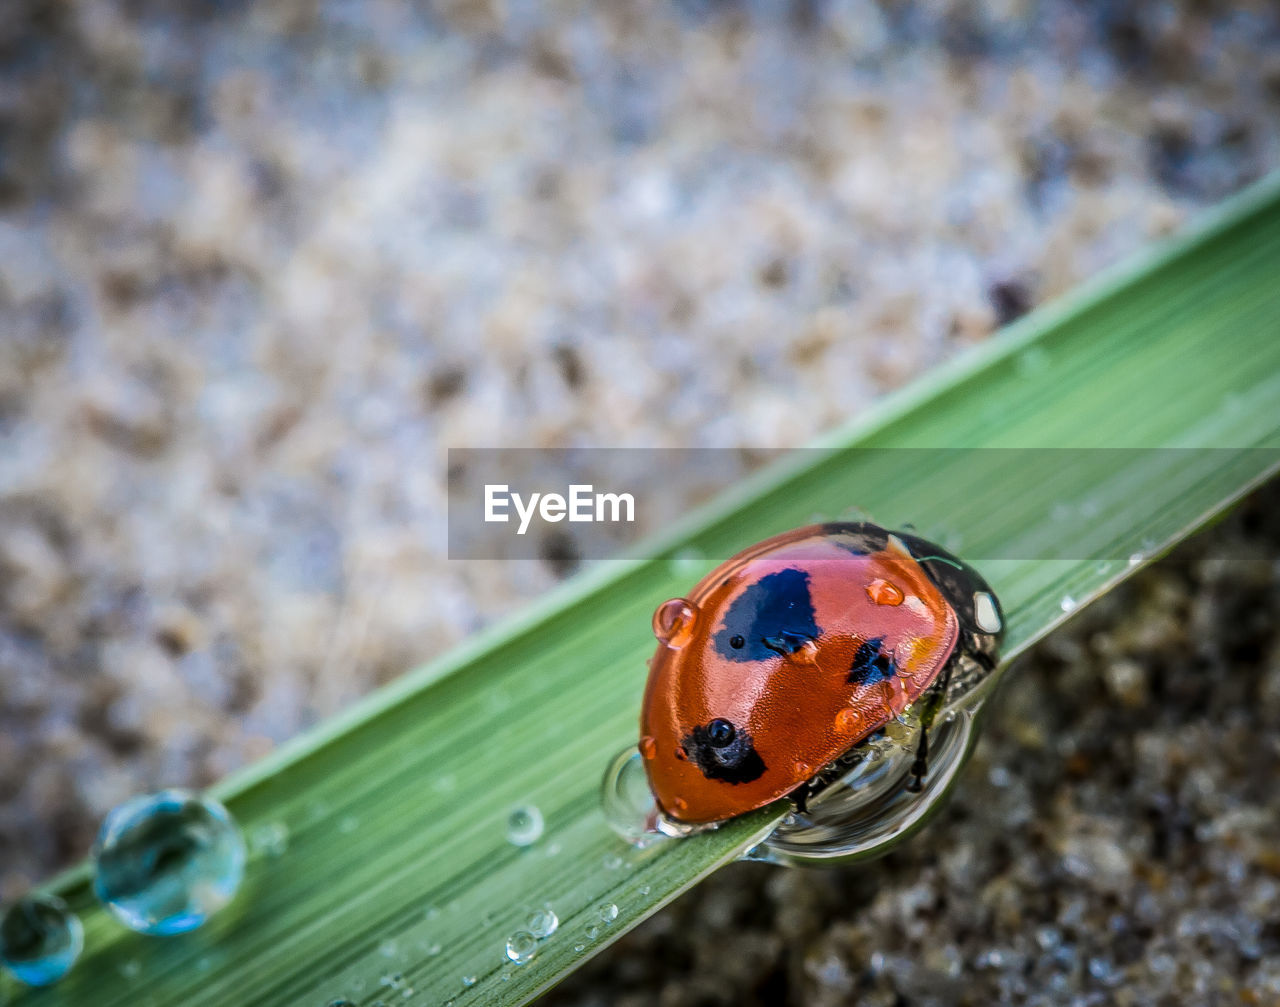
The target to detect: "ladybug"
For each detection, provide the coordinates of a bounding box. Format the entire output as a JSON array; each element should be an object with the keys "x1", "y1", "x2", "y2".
[{"x1": 640, "y1": 522, "x2": 1003, "y2": 826}]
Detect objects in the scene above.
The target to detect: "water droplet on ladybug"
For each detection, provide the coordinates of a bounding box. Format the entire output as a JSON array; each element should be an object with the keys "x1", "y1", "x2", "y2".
[
  {"x1": 639, "y1": 735, "x2": 657, "y2": 759},
  {"x1": 793, "y1": 761, "x2": 813, "y2": 777},
  {"x1": 865, "y1": 578, "x2": 904, "y2": 606},
  {"x1": 652, "y1": 598, "x2": 697, "y2": 647},
  {"x1": 672, "y1": 796, "x2": 688, "y2": 813},
  {"x1": 835, "y1": 708, "x2": 862, "y2": 733}
]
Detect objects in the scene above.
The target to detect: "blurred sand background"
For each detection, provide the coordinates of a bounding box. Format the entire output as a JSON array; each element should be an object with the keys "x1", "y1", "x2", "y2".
[{"x1": 1, "y1": 0, "x2": 1279, "y2": 1001}]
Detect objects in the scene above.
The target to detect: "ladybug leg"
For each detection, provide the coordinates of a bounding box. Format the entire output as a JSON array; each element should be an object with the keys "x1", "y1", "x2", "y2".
[
  {"x1": 907, "y1": 658, "x2": 955, "y2": 792},
  {"x1": 790, "y1": 780, "x2": 812, "y2": 816}
]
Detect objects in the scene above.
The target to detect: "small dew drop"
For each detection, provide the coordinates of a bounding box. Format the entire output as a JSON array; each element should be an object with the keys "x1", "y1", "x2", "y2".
[
  {"x1": 667, "y1": 547, "x2": 705, "y2": 578},
  {"x1": 1128, "y1": 553, "x2": 1143, "y2": 568},
  {"x1": 249, "y1": 821, "x2": 290, "y2": 858},
  {"x1": 119, "y1": 959, "x2": 141, "y2": 980},
  {"x1": 599, "y1": 903, "x2": 619, "y2": 924},
  {"x1": 835, "y1": 708, "x2": 862, "y2": 733},
  {"x1": 505, "y1": 930, "x2": 538, "y2": 964},
  {"x1": 793, "y1": 761, "x2": 813, "y2": 777},
  {"x1": 574, "y1": 943, "x2": 586, "y2": 952},
  {"x1": 326, "y1": 999, "x2": 356, "y2": 1007},
  {"x1": 545, "y1": 841, "x2": 562, "y2": 857},
  {"x1": 378, "y1": 938, "x2": 398, "y2": 958},
  {"x1": 1060, "y1": 595, "x2": 1077, "y2": 613},
  {"x1": 423, "y1": 940, "x2": 442, "y2": 956},
  {"x1": 587, "y1": 926, "x2": 599, "y2": 940},
  {"x1": 506, "y1": 804, "x2": 544, "y2": 847},
  {"x1": 640, "y1": 884, "x2": 651, "y2": 896},
  {"x1": 461, "y1": 974, "x2": 477, "y2": 988},
  {"x1": 602, "y1": 853, "x2": 623, "y2": 870},
  {"x1": 527, "y1": 906, "x2": 559, "y2": 939}
]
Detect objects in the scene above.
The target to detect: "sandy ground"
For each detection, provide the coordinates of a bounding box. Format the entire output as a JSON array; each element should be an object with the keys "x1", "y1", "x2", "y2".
[{"x1": 1, "y1": 0, "x2": 1279, "y2": 1001}]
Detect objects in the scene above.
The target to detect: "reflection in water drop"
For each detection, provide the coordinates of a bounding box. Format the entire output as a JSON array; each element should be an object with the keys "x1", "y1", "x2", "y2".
[
  {"x1": 0, "y1": 894, "x2": 84, "y2": 987},
  {"x1": 506, "y1": 804, "x2": 544, "y2": 847},
  {"x1": 505, "y1": 930, "x2": 538, "y2": 964},
  {"x1": 759, "y1": 704, "x2": 983, "y2": 866},
  {"x1": 1060, "y1": 595, "x2": 1077, "y2": 613},
  {"x1": 92, "y1": 789, "x2": 245, "y2": 936},
  {"x1": 599, "y1": 903, "x2": 619, "y2": 924}
]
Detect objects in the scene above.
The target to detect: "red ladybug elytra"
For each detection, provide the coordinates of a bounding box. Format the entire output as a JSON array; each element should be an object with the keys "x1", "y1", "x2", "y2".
[{"x1": 640, "y1": 522, "x2": 1003, "y2": 825}]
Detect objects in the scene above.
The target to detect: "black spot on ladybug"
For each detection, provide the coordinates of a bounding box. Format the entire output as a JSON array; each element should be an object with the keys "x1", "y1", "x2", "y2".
[
  {"x1": 848, "y1": 637, "x2": 896, "y2": 686},
  {"x1": 713, "y1": 568, "x2": 820, "y2": 662},
  {"x1": 681, "y1": 720, "x2": 767, "y2": 785}
]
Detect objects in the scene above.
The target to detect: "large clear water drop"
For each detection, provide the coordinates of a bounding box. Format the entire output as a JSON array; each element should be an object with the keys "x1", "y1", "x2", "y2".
[{"x1": 92, "y1": 789, "x2": 246, "y2": 935}]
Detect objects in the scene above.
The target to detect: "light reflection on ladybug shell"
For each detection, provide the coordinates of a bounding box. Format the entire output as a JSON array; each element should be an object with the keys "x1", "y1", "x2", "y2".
[{"x1": 640, "y1": 523, "x2": 967, "y2": 825}]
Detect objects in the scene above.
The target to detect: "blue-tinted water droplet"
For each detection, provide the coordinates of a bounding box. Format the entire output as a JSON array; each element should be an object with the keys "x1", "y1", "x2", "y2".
[
  {"x1": 461, "y1": 974, "x2": 477, "y2": 987},
  {"x1": 506, "y1": 804, "x2": 544, "y2": 847},
  {"x1": 505, "y1": 930, "x2": 538, "y2": 964},
  {"x1": 0, "y1": 893, "x2": 83, "y2": 987},
  {"x1": 527, "y1": 906, "x2": 558, "y2": 939},
  {"x1": 91, "y1": 789, "x2": 245, "y2": 935},
  {"x1": 326, "y1": 999, "x2": 356, "y2": 1007}
]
